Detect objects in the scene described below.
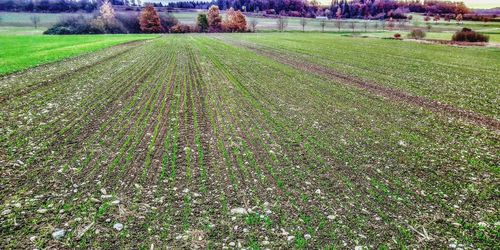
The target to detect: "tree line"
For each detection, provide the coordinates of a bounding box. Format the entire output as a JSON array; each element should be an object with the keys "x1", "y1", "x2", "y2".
[
  {"x1": 44, "y1": 1, "x2": 248, "y2": 34},
  {"x1": 0, "y1": 0, "x2": 97, "y2": 13},
  {"x1": 1, "y1": 0, "x2": 474, "y2": 19},
  {"x1": 169, "y1": 0, "x2": 473, "y2": 19}
]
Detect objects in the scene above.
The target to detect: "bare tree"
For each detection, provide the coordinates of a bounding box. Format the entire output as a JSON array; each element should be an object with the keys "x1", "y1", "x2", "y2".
[
  {"x1": 373, "y1": 21, "x2": 379, "y2": 31},
  {"x1": 276, "y1": 16, "x2": 288, "y2": 32},
  {"x1": 299, "y1": 17, "x2": 307, "y2": 32},
  {"x1": 397, "y1": 20, "x2": 406, "y2": 31},
  {"x1": 363, "y1": 21, "x2": 368, "y2": 32},
  {"x1": 349, "y1": 21, "x2": 356, "y2": 32},
  {"x1": 249, "y1": 18, "x2": 258, "y2": 32},
  {"x1": 319, "y1": 19, "x2": 326, "y2": 32},
  {"x1": 30, "y1": 15, "x2": 41, "y2": 29},
  {"x1": 381, "y1": 20, "x2": 386, "y2": 30},
  {"x1": 334, "y1": 20, "x2": 342, "y2": 32}
]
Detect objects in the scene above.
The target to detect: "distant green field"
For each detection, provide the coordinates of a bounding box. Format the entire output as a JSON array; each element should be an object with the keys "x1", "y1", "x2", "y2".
[
  {"x1": 0, "y1": 34, "x2": 157, "y2": 75},
  {"x1": 360, "y1": 30, "x2": 500, "y2": 43}
]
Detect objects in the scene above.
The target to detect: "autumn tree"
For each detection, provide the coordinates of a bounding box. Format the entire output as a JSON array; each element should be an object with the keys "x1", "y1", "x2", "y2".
[
  {"x1": 223, "y1": 8, "x2": 247, "y2": 32},
  {"x1": 139, "y1": 5, "x2": 163, "y2": 33},
  {"x1": 100, "y1": 0, "x2": 115, "y2": 22},
  {"x1": 336, "y1": 7, "x2": 342, "y2": 19},
  {"x1": 433, "y1": 14, "x2": 440, "y2": 23},
  {"x1": 197, "y1": 13, "x2": 208, "y2": 32},
  {"x1": 207, "y1": 5, "x2": 222, "y2": 32},
  {"x1": 456, "y1": 14, "x2": 463, "y2": 24}
]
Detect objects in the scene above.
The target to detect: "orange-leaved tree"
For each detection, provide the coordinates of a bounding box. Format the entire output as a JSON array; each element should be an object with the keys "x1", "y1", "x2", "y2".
[
  {"x1": 223, "y1": 8, "x2": 247, "y2": 32},
  {"x1": 207, "y1": 5, "x2": 222, "y2": 32},
  {"x1": 139, "y1": 5, "x2": 163, "y2": 33}
]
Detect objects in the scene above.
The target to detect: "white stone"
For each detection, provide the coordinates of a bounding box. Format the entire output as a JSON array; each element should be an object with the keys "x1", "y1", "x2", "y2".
[
  {"x1": 52, "y1": 229, "x2": 65, "y2": 240},
  {"x1": 101, "y1": 195, "x2": 112, "y2": 199},
  {"x1": 304, "y1": 234, "x2": 311, "y2": 240},
  {"x1": 37, "y1": 208, "x2": 48, "y2": 214},
  {"x1": 230, "y1": 207, "x2": 247, "y2": 215},
  {"x1": 113, "y1": 223, "x2": 124, "y2": 231}
]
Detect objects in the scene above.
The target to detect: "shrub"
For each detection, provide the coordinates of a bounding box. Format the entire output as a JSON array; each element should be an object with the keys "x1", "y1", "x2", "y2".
[
  {"x1": 116, "y1": 12, "x2": 141, "y2": 33},
  {"x1": 101, "y1": 18, "x2": 127, "y2": 34},
  {"x1": 160, "y1": 13, "x2": 179, "y2": 33},
  {"x1": 44, "y1": 15, "x2": 102, "y2": 34},
  {"x1": 452, "y1": 28, "x2": 489, "y2": 42},
  {"x1": 408, "y1": 28, "x2": 426, "y2": 39},
  {"x1": 170, "y1": 24, "x2": 192, "y2": 33}
]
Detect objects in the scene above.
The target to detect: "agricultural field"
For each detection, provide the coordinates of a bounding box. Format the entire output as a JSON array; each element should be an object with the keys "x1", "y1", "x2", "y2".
[
  {"x1": 0, "y1": 34, "x2": 158, "y2": 75},
  {"x1": 0, "y1": 33, "x2": 498, "y2": 249}
]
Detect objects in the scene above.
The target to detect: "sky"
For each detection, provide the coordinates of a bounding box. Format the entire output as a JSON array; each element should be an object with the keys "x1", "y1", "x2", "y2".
[{"x1": 462, "y1": 0, "x2": 499, "y2": 8}]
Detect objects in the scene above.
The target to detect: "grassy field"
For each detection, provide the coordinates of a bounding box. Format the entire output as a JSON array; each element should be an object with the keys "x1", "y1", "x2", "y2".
[
  {"x1": 1, "y1": 33, "x2": 498, "y2": 249},
  {"x1": 0, "y1": 34, "x2": 158, "y2": 75},
  {"x1": 0, "y1": 11, "x2": 92, "y2": 28}
]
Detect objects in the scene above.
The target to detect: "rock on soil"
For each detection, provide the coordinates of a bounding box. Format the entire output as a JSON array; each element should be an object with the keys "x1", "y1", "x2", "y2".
[
  {"x1": 230, "y1": 207, "x2": 247, "y2": 215},
  {"x1": 113, "y1": 223, "x2": 124, "y2": 231},
  {"x1": 52, "y1": 229, "x2": 66, "y2": 240}
]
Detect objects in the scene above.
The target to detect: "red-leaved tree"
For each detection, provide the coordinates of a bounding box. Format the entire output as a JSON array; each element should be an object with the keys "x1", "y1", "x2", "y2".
[
  {"x1": 139, "y1": 5, "x2": 163, "y2": 33},
  {"x1": 207, "y1": 5, "x2": 222, "y2": 32}
]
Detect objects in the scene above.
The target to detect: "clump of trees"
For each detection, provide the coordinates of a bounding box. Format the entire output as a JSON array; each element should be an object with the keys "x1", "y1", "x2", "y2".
[
  {"x1": 44, "y1": 1, "x2": 126, "y2": 34},
  {"x1": 44, "y1": 4, "x2": 248, "y2": 35},
  {"x1": 452, "y1": 28, "x2": 490, "y2": 43}
]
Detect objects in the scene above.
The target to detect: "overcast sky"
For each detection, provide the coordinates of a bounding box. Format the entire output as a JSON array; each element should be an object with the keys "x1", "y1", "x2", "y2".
[{"x1": 462, "y1": 0, "x2": 499, "y2": 8}]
